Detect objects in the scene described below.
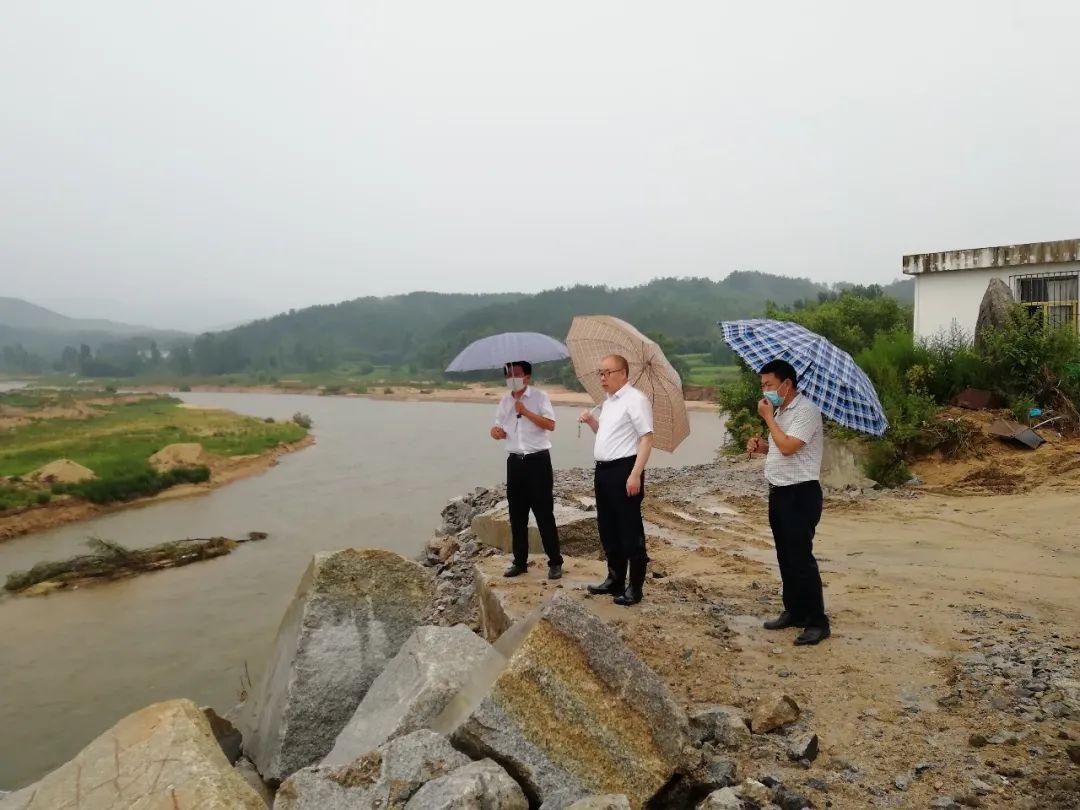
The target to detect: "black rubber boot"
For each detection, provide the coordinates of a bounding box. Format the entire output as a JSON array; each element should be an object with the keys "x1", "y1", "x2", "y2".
[
  {"x1": 614, "y1": 557, "x2": 646, "y2": 606},
  {"x1": 587, "y1": 562, "x2": 626, "y2": 595}
]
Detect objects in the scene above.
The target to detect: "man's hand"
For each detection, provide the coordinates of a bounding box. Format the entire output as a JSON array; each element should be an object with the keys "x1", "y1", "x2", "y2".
[
  {"x1": 746, "y1": 435, "x2": 766, "y2": 454},
  {"x1": 626, "y1": 472, "x2": 642, "y2": 497},
  {"x1": 578, "y1": 409, "x2": 598, "y2": 429},
  {"x1": 490, "y1": 426, "x2": 508, "y2": 440},
  {"x1": 514, "y1": 400, "x2": 527, "y2": 416},
  {"x1": 757, "y1": 398, "x2": 775, "y2": 420}
]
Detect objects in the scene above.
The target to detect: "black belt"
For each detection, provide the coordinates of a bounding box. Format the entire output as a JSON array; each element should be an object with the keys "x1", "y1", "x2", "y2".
[
  {"x1": 508, "y1": 449, "x2": 550, "y2": 460},
  {"x1": 595, "y1": 455, "x2": 636, "y2": 469},
  {"x1": 768, "y1": 479, "x2": 820, "y2": 491}
]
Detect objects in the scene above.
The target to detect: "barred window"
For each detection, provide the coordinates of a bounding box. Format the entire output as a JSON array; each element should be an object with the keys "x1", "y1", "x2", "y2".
[{"x1": 1012, "y1": 272, "x2": 1079, "y2": 330}]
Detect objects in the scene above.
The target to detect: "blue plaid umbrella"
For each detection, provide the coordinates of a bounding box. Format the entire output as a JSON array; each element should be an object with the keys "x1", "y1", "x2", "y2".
[{"x1": 719, "y1": 319, "x2": 888, "y2": 436}]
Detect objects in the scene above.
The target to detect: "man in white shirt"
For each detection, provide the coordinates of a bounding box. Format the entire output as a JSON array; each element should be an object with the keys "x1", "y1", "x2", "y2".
[
  {"x1": 578, "y1": 354, "x2": 654, "y2": 606},
  {"x1": 746, "y1": 358, "x2": 829, "y2": 645},
  {"x1": 491, "y1": 361, "x2": 563, "y2": 579}
]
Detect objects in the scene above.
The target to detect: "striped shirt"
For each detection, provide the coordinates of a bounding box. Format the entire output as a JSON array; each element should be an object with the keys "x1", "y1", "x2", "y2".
[{"x1": 764, "y1": 393, "x2": 824, "y2": 486}]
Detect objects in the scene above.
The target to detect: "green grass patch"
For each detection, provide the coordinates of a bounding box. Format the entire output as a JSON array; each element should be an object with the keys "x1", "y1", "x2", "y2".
[
  {"x1": 0, "y1": 393, "x2": 306, "y2": 510},
  {"x1": 674, "y1": 355, "x2": 740, "y2": 387},
  {"x1": 52, "y1": 464, "x2": 211, "y2": 504},
  {"x1": 0, "y1": 395, "x2": 305, "y2": 479}
]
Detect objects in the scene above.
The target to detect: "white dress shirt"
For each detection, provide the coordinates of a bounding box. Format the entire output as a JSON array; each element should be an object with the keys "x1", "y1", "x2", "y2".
[
  {"x1": 494, "y1": 386, "x2": 555, "y2": 454},
  {"x1": 764, "y1": 393, "x2": 824, "y2": 486},
  {"x1": 593, "y1": 383, "x2": 653, "y2": 461}
]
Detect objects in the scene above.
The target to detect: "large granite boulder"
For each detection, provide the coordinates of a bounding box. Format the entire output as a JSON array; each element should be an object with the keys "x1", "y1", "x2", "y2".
[
  {"x1": 974, "y1": 277, "x2": 1017, "y2": 351},
  {"x1": 432, "y1": 594, "x2": 690, "y2": 809},
  {"x1": 471, "y1": 501, "x2": 600, "y2": 557},
  {"x1": 276, "y1": 730, "x2": 470, "y2": 809},
  {"x1": 239, "y1": 549, "x2": 434, "y2": 780},
  {"x1": 324, "y1": 625, "x2": 491, "y2": 766},
  {"x1": 473, "y1": 554, "x2": 609, "y2": 642},
  {"x1": 566, "y1": 796, "x2": 633, "y2": 809},
  {"x1": 0, "y1": 699, "x2": 266, "y2": 810},
  {"x1": 403, "y1": 759, "x2": 528, "y2": 809}
]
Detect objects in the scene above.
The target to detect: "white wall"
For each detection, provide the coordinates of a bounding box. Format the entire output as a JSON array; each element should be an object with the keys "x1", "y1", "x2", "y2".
[{"x1": 912, "y1": 261, "x2": 1079, "y2": 342}]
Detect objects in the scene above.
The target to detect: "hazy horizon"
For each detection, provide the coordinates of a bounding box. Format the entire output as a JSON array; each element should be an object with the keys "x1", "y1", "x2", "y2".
[{"x1": 3, "y1": 1, "x2": 1079, "y2": 331}]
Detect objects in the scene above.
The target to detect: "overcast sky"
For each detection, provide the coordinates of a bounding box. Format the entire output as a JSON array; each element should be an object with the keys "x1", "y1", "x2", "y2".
[{"x1": 2, "y1": 1, "x2": 1079, "y2": 331}]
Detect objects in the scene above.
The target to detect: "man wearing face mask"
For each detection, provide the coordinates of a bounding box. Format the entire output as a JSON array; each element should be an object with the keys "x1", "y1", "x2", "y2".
[
  {"x1": 490, "y1": 361, "x2": 563, "y2": 580},
  {"x1": 746, "y1": 359, "x2": 829, "y2": 645}
]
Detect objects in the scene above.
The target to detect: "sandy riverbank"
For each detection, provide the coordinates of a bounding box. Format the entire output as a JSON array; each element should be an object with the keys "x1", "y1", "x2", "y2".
[
  {"x1": 428, "y1": 441, "x2": 1080, "y2": 808},
  {"x1": 0, "y1": 436, "x2": 314, "y2": 542},
  {"x1": 135, "y1": 382, "x2": 721, "y2": 412}
]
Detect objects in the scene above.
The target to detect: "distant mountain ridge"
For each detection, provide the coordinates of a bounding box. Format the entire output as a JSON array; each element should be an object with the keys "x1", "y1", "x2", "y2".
[
  {"x1": 186, "y1": 272, "x2": 912, "y2": 374},
  {"x1": 0, "y1": 297, "x2": 173, "y2": 336},
  {"x1": 0, "y1": 298, "x2": 189, "y2": 369},
  {"x1": 1, "y1": 274, "x2": 913, "y2": 375}
]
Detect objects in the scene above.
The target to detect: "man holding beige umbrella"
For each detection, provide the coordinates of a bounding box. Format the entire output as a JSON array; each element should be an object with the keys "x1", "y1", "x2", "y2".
[{"x1": 568, "y1": 316, "x2": 689, "y2": 607}]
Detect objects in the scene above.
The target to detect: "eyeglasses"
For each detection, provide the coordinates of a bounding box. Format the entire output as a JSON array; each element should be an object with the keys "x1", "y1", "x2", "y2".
[{"x1": 596, "y1": 368, "x2": 624, "y2": 379}]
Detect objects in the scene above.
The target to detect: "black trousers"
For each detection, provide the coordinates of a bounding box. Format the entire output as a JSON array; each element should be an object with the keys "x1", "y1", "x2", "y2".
[
  {"x1": 768, "y1": 480, "x2": 828, "y2": 628},
  {"x1": 594, "y1": 456, "x2": 647, "y2": 579},
  {"x1": 506, "y1": 450, "x2": 562, "y2": 567}
]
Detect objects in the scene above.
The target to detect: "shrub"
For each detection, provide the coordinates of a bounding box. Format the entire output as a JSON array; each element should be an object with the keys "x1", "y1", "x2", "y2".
[
  {"x1": 863, "y1": 440, "x2": 910, "y2": 488},
  {"x1": 179, "y1": 384, "x2": 192, "y2": 392},
  {"x1": 54, "y1": 465, "x2": 210, "y2": 505},
  {"x1": 716, "y1": 367, "x2": 763, "y2": 452},
  {"x1": 291, "y1": 412, "x2": 313, "y2": 429},
  {"x1": 35, "y1": 491, "x2": 52, "y2": 505},
  {"x1": 978, "y1": 307, "x2": 1080, "y2": 433}
]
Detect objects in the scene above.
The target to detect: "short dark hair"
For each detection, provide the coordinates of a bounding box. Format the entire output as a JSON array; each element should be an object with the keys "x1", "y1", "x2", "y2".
[
  {"x1": 504, "y1": 360, "x2": 532, "y2": 376},
  {"x1": 759, "y1": 359, "x2": 797, "y2": 388}
]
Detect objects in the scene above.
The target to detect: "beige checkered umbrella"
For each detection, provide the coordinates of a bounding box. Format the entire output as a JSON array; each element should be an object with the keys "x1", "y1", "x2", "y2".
[{"x1": 565, "y1": 315, "x2": 690, "y2": 452}]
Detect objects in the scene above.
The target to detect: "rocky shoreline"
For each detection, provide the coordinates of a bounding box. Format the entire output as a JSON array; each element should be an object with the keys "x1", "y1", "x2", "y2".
[{"x1": 2, "y1": 459, "x2": 1077, "y2": 809}]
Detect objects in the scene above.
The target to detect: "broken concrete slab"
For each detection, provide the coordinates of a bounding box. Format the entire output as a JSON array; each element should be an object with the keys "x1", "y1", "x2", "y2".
[
  {"x1": 403, "y1": 759, "x2": 528, "y2": 809},
  {"x1": 276, "y1": 730, "x2": 470, "y2": 810},
  {"x1": 324, "y1": 624, "x2": 491, "y2": 766},
  {"x1": 238, "y1": 549, "x2": 434, "y2": 780},
  {"x1": 471, "y1": 501, "x2": 601, "y2": 557},
  {"x1": 432, "y1": 593, "x2": 690, "y2": 809},
  {"x1": 0, "y1": 699, "x2": 266, "y2": 810}
]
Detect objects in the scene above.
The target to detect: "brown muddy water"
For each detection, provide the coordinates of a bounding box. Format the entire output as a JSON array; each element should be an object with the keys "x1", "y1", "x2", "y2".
[{"x1": 0, "y1": 392, "x2": 728, "y2": 789}]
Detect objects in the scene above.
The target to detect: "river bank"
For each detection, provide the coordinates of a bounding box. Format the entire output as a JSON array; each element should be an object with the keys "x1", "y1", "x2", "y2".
[
  {"x1": 0, "y1": 391, "x2": 312, "y2": 541},
  {"x1": 0, "y1": 435, "x2": 312, "y2": 542},
  {"x1": 0, "y1": 393, "x2": 731, "y2": 790},
  {"x1": 5, "y1": 448, "x2": 1075, "y2": 808},
  {"x1": 420, "y1": 449, "x2": 1080, "y2": 808}
]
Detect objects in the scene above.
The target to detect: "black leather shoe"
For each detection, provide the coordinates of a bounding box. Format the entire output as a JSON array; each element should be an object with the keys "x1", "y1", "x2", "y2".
[
  {"x1": 587, "y1": 575, "x2": 623, "y2": 595},
  {"x1": 764, "y1": 611, "x2": 805, "y2": 630},
  {"x1": 503, "y1": 563, "x2": 528, "y2": 578},
  {"x1": 794, "y1": 625, "x2": 831, "y2": 646},
  {"x1": 613, "y1": 586, "x2": 642, "y2": 606},
  {"x1": 547, "y1": 564, "x2": 563, "y2": 581}
]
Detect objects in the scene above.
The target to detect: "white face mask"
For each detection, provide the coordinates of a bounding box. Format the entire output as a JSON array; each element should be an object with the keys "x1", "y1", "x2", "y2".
[{"x1": 506, "y1": 377, "x2": 525, "y2": 392}]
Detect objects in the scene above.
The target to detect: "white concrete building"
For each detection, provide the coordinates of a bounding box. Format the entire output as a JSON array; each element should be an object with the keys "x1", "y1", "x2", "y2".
[{"x1": 903, "y1": 239, "x2": 1080, "y2": 342}]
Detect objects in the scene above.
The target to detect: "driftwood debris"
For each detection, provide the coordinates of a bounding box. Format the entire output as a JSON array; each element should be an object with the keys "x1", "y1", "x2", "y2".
[{"x1": 4, "y1": 532, "x2": 268, "y2": 595}]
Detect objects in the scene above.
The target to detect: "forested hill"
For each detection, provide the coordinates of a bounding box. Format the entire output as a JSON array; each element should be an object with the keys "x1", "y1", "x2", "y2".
[{"x1": 184, "y1": 272, "x2": 910, "y2": 374}]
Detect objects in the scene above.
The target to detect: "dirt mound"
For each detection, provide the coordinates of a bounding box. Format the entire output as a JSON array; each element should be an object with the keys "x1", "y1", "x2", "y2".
[
  {"x1": 28, "y1": 459, "x2": 96, "y2": 484},
  {"x1": 149, "y1": 443, "x2": 208, "y2": 470}
]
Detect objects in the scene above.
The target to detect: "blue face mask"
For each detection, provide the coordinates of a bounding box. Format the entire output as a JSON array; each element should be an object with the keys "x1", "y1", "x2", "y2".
[{"x1": 763, "y1": 389, "x2": 783, "y2": 407}]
